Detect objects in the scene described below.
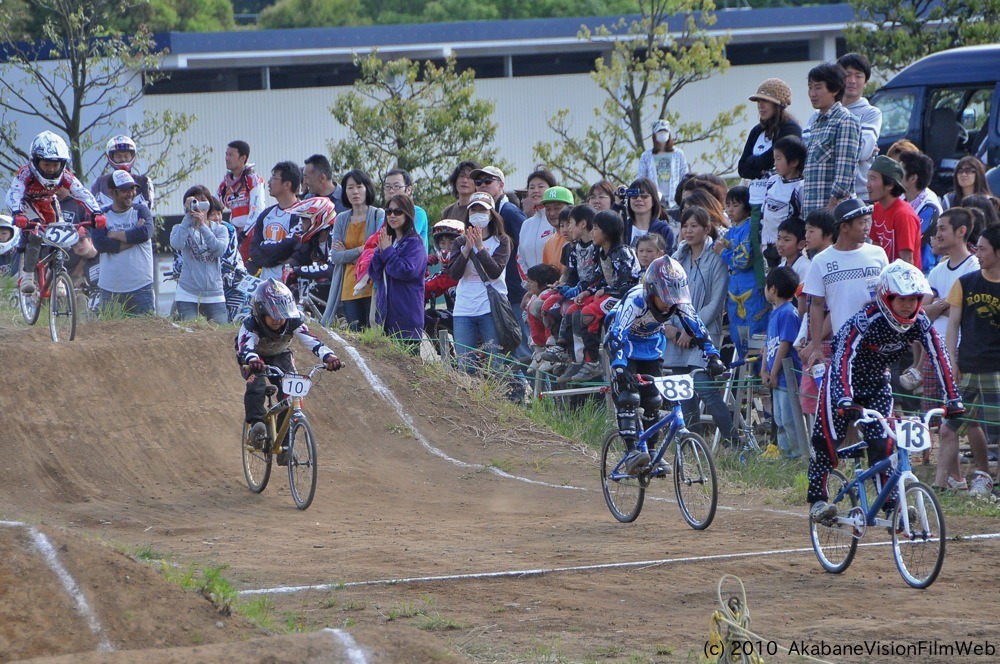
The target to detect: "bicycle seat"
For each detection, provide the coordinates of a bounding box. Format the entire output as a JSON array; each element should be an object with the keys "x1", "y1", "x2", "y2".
[
  {"x1": 836, "y1": 441, "x2": 868, "y2": 459},
  {"x1": 264, "y1": 385, "x2": 278, "y2": 398}
]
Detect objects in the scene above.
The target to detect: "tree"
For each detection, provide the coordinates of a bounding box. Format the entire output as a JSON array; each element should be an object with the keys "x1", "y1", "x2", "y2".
[
  {"x1": 258, "y1": 0, "x2": 369, "y2": 29},
  {"x1": 328, "y1": 53, "x2": 508, "y2": 214},
  {"x1": 0, "y1": 0, "x2": 211, "y2": 200},
  {"x1": 534, "y1": 0, "x2": 745, "y2": 190},
  {"x1": 116, "y1": 0, "x2": 237, "y2": 33},
  {"x1": 846, "y1": 0, "x2": 1000, "y2": 77}
]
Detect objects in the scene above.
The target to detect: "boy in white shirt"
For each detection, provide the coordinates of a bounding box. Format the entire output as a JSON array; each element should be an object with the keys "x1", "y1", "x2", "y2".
[{"x1": 761, "y1": 135, "x2": 806, "y2": 268}]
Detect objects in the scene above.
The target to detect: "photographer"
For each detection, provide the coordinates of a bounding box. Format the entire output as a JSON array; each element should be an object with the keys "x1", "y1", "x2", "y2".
[
  {"x1": 620, "y1": 178, "x2": 676, "y2": 255},
  {"x1": 169, "y1": 185, "x2": 229, "y2": 323}
]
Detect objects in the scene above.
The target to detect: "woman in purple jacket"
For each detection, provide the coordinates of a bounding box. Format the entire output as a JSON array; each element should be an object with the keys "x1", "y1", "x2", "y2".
[{"x1": 368, "y1": 194, "x2": 428, "y2": 348}]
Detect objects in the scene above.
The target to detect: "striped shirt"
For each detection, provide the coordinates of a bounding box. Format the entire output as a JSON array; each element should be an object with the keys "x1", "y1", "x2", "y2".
[{"x1": 802, "y1": 103, "x2": 862, "y2": 217}]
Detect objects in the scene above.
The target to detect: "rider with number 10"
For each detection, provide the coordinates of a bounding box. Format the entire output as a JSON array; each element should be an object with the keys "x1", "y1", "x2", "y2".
[
  {"x1": 605, "y1": 256, "x2": 727, "y2": 476},
  {"x1": 808, "y1": 260, "x2": 965, "y2": 524},
  {"x1": 6, "y1": 131, "x2": 106, "y2": 295}
]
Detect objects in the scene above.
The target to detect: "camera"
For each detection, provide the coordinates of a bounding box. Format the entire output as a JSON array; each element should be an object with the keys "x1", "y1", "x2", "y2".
[
  {"x1": 186, "y1": 199, "x2": 210, "y2": 213},
  {"x1": 616, "y1": 186, "x2": 641, "y2": 198}
]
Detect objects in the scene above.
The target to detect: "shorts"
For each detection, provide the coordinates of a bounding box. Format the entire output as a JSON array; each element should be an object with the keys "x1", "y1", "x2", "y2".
[
  {"x1": 946, "y1": 371, "x2": 1000, "y2": 438},
  {"x1": 799, "y1": 338, "x2": 832, "y2": 415}
]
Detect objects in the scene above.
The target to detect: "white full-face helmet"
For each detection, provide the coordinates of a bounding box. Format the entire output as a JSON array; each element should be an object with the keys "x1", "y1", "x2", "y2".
[
  {"x1": 29, "y1": 131, "x2": 72, "y2": 188},
  {"x1": 876, "y1": 260, "x2": 932, "y2": 333},
  {"x1": 105, "y1": 135, "x2": 137, "y2": 172}
]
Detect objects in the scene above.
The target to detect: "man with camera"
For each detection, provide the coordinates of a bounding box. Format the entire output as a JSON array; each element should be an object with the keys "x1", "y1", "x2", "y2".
[{"x1": 91, "y1": 170, "x2": 155, "y2": 316}]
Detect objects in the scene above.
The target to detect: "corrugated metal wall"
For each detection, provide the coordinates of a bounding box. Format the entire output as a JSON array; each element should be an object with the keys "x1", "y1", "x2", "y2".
[{"x1": 145, "y1": 60, "x2": 817, "y2": 215}]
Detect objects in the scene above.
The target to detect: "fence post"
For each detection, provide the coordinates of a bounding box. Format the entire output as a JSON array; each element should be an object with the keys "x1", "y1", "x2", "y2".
[{"x1": 782, "y1": 357, "x2": 810, "y2": 458}]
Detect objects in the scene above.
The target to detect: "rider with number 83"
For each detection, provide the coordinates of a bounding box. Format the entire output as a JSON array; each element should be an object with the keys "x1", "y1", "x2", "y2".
[
  {"x1": 605, "y1": 256, "x2": 727, "y2": 476},
  {"x1": 236, "y1": 279, "x2": 341, "y2": 464},
  {"x1": 808, "y1": 260, "x2": 964, "y2": 523}
]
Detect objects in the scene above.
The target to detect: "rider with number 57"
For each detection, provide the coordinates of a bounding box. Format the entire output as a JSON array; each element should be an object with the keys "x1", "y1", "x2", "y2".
[
  {"x1": 6, "y1": 131, "x2": 105, "y2": 294},
  {"x1": 808, "y1": 260, "x2": 964, "y2": 523},
  {"x1": 605, "y1": 256, "x2": 727, "y2": 476},
  {"x1": 236, "y1": 279, "x2": 342, "y2": 464}
]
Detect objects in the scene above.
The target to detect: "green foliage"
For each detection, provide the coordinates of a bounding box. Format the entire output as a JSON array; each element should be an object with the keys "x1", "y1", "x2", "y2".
[
  {"x1": 258, "y1": 0, "x2": 369, "y2": 29},
  {"x1": 328, "y1": 53, "x2": 508, "y2": 216},
  {"x1": 526, "y1": 396, "x2": 611, "y2": 451},
  {"x1": 846, "y1": 0, "x2": 1000, "y2": 78},
  {"x1": 534, "y1": 0, "x2": 745, "y2": 188},
  {"x1": 0, "y1": 0, "x2": 212, "y2": 199},
  {"x1": 356, "y1": 0, "x2": 639, "y2": 24},
  {"x1": 116, "y1": 0, "x2": 236, "y2": 32}
]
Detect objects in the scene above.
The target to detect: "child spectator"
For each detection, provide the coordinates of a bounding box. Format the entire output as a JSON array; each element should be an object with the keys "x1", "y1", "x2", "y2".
[
  {"x1": 761, "y1": 135, "x2": 806, "y2": 269},
  {"x1": 424, "y1": 219, "x2": 464, "y2": 339},
  {"x1": 552, "y1": 205, "x2": 603, "y2": 383},
  {"x1": 796, "y1": 209, "x2": 836, "y2": 424},
  {"x1": 717, "y1": 185, "x2": 769, "y2": 359},
  {"x1": 541, "y1": 205, "x2": 572, "y2": 269},
  {"x1": 525, "y1": 263, "x2": 562, "y2": 375},
  {"x1": 761, "y1": 266, "x2": 804, "y2": 459},
  {"x1": 776, "y1": 217, "x2": 810, "y2": 303},
  {"x1": 634, "y1": 233, "x2": 665, "y2": 270},
  {"x1": 568, "y1": 210, "x2": 642, "y2": 383},
  {"x1": 0, "y1": 216, "x2": 21, "y2": 278}
]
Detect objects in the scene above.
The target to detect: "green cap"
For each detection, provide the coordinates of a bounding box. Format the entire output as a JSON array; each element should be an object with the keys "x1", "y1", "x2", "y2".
[{"x1": 542, "y1": 186, "x2": 574, "y2": 206}]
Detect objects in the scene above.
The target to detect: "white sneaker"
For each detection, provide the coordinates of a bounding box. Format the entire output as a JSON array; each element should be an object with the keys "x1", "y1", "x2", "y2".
[
  {"x1": 572, "y1": 361, "x2": 605, "y2": 383},
  {"x1": 969, "y1": 471, "x2": 993, "y2": 498},
  {"x1": 946, "y1": 476, "x2": 968, "y2": 491}
]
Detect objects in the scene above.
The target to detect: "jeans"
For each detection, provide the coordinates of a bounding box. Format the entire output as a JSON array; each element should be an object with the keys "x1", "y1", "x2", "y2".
[
  {"x1": 453, "y1": 313, "x2": 501, "y2": 373},
  {"x1": 101, "y1": 285, "x2": 154, "y2": 317},
  {"x1": 342, "y1": 297, "x2": 371, "y2": 331},
  {"x1": 175, "y1": 300, "x2": 228, "y2": 323},
  {"x1": 771, "y1": 387, "x2": 800, "y2": 458},
  {"x1": 681, "y1": 367, "x2": 738, "y2": 442}
]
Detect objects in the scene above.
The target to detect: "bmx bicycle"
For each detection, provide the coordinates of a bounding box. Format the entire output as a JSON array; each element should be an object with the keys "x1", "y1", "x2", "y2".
[
  {"x1": 19, "y1": 220, "x2": 90, "y2": 342},
  {"x1": 810, "y1": 407, "x2": 946, "y2": 588},
  {"x1": 241, "y1": 363, "x2": 326, "y2": 510},
  {"x1": 601, "y1": 372, "x2": 718, "y2": 529}
]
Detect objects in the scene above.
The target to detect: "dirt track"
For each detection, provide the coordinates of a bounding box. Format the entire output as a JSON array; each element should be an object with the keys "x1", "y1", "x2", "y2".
[{"x1": 2, "y1": 318, "x2": 999, "y2": 663}]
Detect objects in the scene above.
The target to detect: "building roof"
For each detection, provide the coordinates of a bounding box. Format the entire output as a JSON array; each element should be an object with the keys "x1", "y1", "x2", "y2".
[{"x1": 154, "y1": 3, "x2": 854, "y2": 69}]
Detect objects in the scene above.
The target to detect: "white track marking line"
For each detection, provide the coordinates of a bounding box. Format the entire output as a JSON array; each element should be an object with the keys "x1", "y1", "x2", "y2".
[
  {"x1": 240, "y1": 531, "x2": 1000, "y2": 596},
  {"x1": 1, "y1": 520, "x2": 114, "y2": 651},
  {"x1": 324, "y1": 628, "x2": 368, "y2": 664}
]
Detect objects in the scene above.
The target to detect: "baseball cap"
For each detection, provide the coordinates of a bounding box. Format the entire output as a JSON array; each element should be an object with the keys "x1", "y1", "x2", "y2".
[
  {"x1": 111, "y1": 169, "x2": 137, "y2": 189},
  {"x1": 651, "y1": 119, "x2": 670, "y2": 134},
  {"x1": 467, "y1": 192, "x2": 495, "y2": 210},
  {"x1": 542, "y1": 186, "x2": 574, "y2": 206},
  {"x1": 869, "y1": 155, "x2": 906, "y2": 190},
  {"x1": 470, "y1": 166, "x2": 504, "y2": 182}
]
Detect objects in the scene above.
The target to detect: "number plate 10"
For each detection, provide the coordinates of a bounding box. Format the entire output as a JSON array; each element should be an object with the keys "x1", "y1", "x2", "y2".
[
  {"x1": 653, "y1": 374, "x2": 695, "y2": 401},
  {"x1": 282, "y1": 374, "x2": 312, "y2": 398}
]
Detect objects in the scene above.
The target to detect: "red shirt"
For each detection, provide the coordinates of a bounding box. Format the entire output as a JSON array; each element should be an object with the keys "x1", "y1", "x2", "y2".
[{"x1": 871, "y1": 197, "x2": 921, "y2": 270}]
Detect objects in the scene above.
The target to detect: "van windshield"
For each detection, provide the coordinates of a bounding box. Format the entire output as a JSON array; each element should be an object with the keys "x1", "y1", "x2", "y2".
[{"x1": 871, "y1": 89, "x2": 916, "y2": 138}]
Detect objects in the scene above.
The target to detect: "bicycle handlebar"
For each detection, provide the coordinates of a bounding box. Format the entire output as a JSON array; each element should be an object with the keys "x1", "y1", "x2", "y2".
[{"x1": 853, "y1": 407, "x2": 945, "y2": 440}]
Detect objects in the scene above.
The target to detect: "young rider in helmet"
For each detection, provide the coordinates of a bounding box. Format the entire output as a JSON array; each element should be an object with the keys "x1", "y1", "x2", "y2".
[
  {"x1": 236, "y1": 278, "x2": 342, "y2": 462},
  {"x1": 424, "y1": 219, "x2": 464, "y2": 339},
  {"x1": 808, "y1": 260, "x2": 965, "y2": 523},
  {"x1": 91, "y1": 135, "x2": 156, "y2": 210},
  {"x1": 6, "y1": 131, "x2": 105, "y2": 294},
  {"x1": 0, "y1": 215, "x2": 21, "y2": 278},
  {"x1": 605, "y1": 255, "x2": 727, "y2": 475}
]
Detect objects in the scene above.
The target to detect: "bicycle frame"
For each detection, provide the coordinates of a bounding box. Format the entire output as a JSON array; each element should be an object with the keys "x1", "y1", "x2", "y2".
[
  {"x1": 829, "y1": 408, "x2": 943, "y2": 535},
  {"x1": 607, "y1": 374, "x2": 692, "y2": 479},
  {"x1": 259, "y1": 364, "x2": 323, "y2": 451}
]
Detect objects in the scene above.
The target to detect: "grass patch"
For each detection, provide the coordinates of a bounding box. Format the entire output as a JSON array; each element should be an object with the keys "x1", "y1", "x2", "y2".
[
  {"x1": 526, "y1": 395, "x2": 611, "y2": 452},
  {"x1": 487, "y1": 456, "x2": 514, "y2": 473},
  {"x1": 131, "y1": 543, "x2": 166, "y2": 561},
  {"x1": 714, "y1": 452, "x2": 807, "y2": 503}
]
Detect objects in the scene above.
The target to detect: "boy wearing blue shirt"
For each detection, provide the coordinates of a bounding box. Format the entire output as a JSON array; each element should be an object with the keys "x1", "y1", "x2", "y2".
[{"x1": 762, "y1": 266, "x2": 803, "y2": 458}]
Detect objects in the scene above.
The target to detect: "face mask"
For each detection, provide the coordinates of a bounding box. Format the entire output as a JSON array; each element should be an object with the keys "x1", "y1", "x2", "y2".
[
  {"x1": 469, "y1": 212, "x2": 490, "y2": 228},
  {"x1": 655, "y1": 131, "x2": 669, "y2": 144}
]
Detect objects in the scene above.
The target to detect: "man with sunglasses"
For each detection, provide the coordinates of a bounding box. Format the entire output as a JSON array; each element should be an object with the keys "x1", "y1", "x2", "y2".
[{"x1": 471, "y1": 165, "x2": 531, "y2": 363}]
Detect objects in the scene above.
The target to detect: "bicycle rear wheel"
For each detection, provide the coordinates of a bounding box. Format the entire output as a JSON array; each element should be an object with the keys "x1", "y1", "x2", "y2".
[
  {"x1": 48, "y1": 271, "x2": 76, "y2": 341},
  {"x1": 600, "y1": 430, "x2": 645, "y2": 522},
  {"x1": 19, "y1": 287, "x2": 41, "y2": 325},
  {"x1": 241, "y1": 421, "x2": 272, "y2": 493},
  {"x1": 810, "y1": 470, "x2": 858, "y2": 574},
  {"x1": 673, "y1": 432, "x2": 718, "y2": 530},
  {"x1": 287, "y1": 417, "x2": 318, "y2": 510},
  {"x1": 892, "y1": 481, "x2": 945, "y2": 589}
]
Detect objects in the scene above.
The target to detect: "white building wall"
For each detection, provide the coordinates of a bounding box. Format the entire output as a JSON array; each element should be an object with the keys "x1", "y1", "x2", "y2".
[{"x1": 145, "y1": 60, "x2": 818, "y2": 216}]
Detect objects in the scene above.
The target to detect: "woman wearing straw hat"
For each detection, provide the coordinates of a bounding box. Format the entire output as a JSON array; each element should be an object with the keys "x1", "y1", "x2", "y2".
[{"x1": 738, "y1": 78, "x2": 802, "y2": 288}]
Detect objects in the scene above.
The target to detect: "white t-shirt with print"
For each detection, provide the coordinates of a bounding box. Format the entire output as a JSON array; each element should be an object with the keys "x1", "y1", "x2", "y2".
[
  {"x1": 454, "y1": 235, "x2": 508, "y2": 317},
  {"x1": 927, "y1": 254, "x2": 979, "y2": 338},
  {"x1": 803, "y1": 243, "x2": 888, "y2": 334}
]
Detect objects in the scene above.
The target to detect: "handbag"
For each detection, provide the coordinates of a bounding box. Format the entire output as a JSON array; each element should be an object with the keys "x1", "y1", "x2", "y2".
[{"x1": 468, "y1": 248, "x2": 522, "y2": 354}]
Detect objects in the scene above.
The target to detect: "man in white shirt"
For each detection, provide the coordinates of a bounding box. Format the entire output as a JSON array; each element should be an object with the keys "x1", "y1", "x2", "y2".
[{"x1": 802, "y1": 198, "x2": 889, "y2": 368}]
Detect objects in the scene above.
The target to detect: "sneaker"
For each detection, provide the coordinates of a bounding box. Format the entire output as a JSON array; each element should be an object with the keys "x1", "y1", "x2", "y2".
[
  {"x1": 650, "y1": 454, "x2": 671, "y2": 477},
  {"x1": 890, "y1": 505, "x2": 920, "y2": 536},
  {"x1": 276, "y1": 449, "x2": 288, "y2": 466},
  {"x1": 969, "y1": 471, "x2": 993, "y2": 498},
  {"x1": 556, "y1": 362, "x2": 583, "y2": 384},
  {"x1": 249, "y1": 422, "x2": 268, "y2": 450},
  {"x1": 946, "y1": 476, "x2": 968, "y2": 491},
  {"x1": 536, "y1": 359, "x2": 553, "y2": 375},
  {"x1": 571, "y1": 361, "x2": 604, "y2": 383},
  {"x1": 541, "y1": 345, "x2": 570, "y2": 363},
  {"x1": 810, "y1": 501, "x2": 837, "y2": 524},
  {"x1": 18, "y1": 272, "x2": 36, "y2": 295},
  {"x1": 622, "y1": 449, "x2": 651, "y2": 476}
]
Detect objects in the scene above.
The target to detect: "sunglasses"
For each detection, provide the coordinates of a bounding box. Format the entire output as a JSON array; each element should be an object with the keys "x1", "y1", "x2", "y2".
[
  {"x1": 385, "y1": 208, "x2": 406, "y2": 217},
  {"x1": 956, "y1": 168, "x2": 977, "y2": 175},
  {"x1": 474, "y1": 177, "x2": 497, "y2": 186}
]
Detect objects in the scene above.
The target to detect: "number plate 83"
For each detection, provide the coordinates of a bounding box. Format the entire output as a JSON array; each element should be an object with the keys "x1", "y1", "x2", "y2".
[
  {"x1": 282, "y1": 374, "x2": 312, "y2": 398},
  {"x1": 652, "y1": 374, "x2": 695, "y2": 401}
]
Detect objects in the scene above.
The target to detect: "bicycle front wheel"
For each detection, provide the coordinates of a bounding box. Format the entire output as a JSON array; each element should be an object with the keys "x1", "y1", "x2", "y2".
[
  {"x1": 241, "y1": 421, "x2": 272, "y2": 493},
  {"x1": 673, "y1": 432, "x2": 718, "y2": 530},
  {"x1": 600, "y1": 430, "x2": 645, "y2": 522},
  {"x1": 19, "y1": 287, "x2": 41, "y2": 325},
  {"x1": 287, "y1": 417, "x2": 318, "y2": 510},
  {"x1": 810, "y1": 469, "x2": 858, "y2": 574},
  {"x1": 48, "y1": 271, "x2": 76, "y2": 342},
  {"x1": 892, "y1": 481, "x2": 945, "y2": 589}
]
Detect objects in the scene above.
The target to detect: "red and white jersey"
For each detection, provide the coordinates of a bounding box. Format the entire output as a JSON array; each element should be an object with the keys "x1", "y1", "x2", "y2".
[
  {"x1": 6, "y1": 165, "x2": 101, "y2": 224},
  {"x1": 217, "y1": 164, "x2": 267, "y2": 232}
]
